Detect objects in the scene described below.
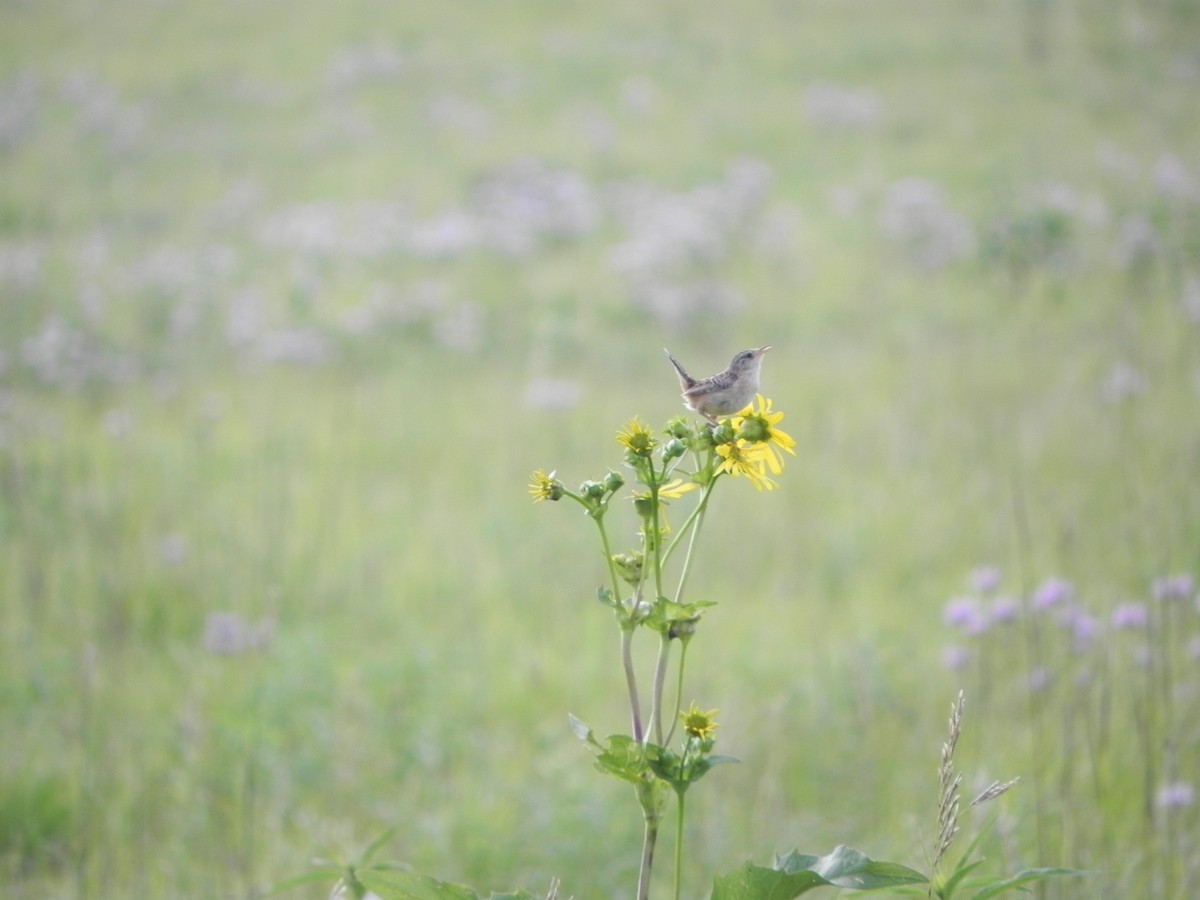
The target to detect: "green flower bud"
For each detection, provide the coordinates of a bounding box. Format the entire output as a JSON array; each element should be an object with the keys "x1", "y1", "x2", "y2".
[
  {"x1": 664, "y1": 417, "x2": 693, "y2": 440},
  {"x1": 612, "y1": 551, "x2": 644, "y2": 585},
  {"x1": 710, "y1": 422, "x2": 736, "y2": 445},
  {"x1": 668, "y1": 616, "x2": 699, "y2": 640},
  {"x1": 581, "y1": 480, "x2": 606, "y2": 500},
  {"x1": 662, "y1": 438, "x2": 686, "y2": 461},
  {"x1": 633, "y1": 495, "x2": 655, "y2": 519},
  {"x1": 603, "y1": 470, "x2": 625, "y2": 492},
  {"x1": 737, "y1": 416, "x2": 768, "y2": 443}
]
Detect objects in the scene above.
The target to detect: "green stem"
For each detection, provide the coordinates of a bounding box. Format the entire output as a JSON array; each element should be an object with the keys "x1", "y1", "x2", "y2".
[
  {"x1": 637, "y1": 816, "x2": 657, "y2": 900},
  {"x1": 671, "y1": 479, "x2": 718, "y2": 602},
  {"x1": 622, "y1": 625, "x2": 643, "y2": 743},
  {"x1": 673, "y1": 789, "x2": 687, "y2": 900},
  {"x1": 662, "y1": 478, "x2": 715, "y2": 568},
  {"x1": 663, "y1": 639, "x2": 691, "y2": 747},
  {"x1": 648, "y1": 462, "x2": 665, "y2": 602},
  {"x1": 648, "y1": 631, "x2": 672, "y2": 746},
  {"x1": 593, "y1": 513, "x2": 623, "y2": 610}
]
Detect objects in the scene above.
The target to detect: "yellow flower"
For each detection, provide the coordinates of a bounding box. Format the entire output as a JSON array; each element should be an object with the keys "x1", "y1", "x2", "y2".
[
  {"x1": 681, "y1": 702, "x2": 719, "y2": 741},
  {"x1": 528, "y1": 469, "x2": 563, "y2": 502},
  {"x1": 631, "y1": 478, "x2": 696, "y2": 528},
  {"x1": 732, "y1": 394, "x2": 796, "y2": 475},
  {"x1": 616, "y1": 417, "x2": 657, "y2": 456},
  {"x1": 657, "y1": 478, "x2": 698, "y2": 499},
  {"x1": 715, "y1": 441, "x2": 777, "y2": 491}
]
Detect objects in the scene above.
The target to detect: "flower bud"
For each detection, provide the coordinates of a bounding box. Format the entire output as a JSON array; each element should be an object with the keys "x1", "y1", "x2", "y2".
[
  {"x1": 581, "y1": 480, "x2": 606, "y2": 500},
  {"x1": 633, "y1": 495, "x2": 655, "y2": 519},
  {"x1": 665, "y1": 417, "x2": 692, "y2": 440},
  {"x1": 612, "y1": 551, "x2": 644, "y2": 585},
  {"x1": 668, "y1": 616, "x2": 699, "y2": 640},
  {"x1": 736, "y1": 417, "x2": 768, "y2": 443},
  {"x1": 710, "y1": 422, "x2": 736, "y2": 445},
  {"x1": 603, "y1": 470, "x2": 625, "y2": 492},
  {"x1": 661, "y1": 438, "x2": 686, "y2": 461}
]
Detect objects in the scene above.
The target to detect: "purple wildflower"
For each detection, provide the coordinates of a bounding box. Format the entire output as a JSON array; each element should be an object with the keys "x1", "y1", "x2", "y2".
[
  {"x1": 1032, "y1": 577, "x2": 1075, "y2": 611},
  {"x1": 1066, "y1": 609, "x2": 1100, "y2": 653},
  {"x1": 1111, "y1": 602, "x2": 1148, "y2": 630},
  {"x1": 1156, "y1": 782, "x2": 1195, "y2": 810},
  {"x1": 969, "y1": 565, "x2": 1002, "y2": 594},
  {"x1": 943, "y1": 597, "x2": 989, "y2": 635},
  {"x1": 1152, "y1": 573, "x2": 1194, "y2": 602}
]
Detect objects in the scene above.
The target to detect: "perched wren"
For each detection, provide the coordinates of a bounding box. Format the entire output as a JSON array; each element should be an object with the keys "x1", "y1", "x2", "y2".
[{"x1": 665, "y1": 346, "x2": 771, "y2": 424}]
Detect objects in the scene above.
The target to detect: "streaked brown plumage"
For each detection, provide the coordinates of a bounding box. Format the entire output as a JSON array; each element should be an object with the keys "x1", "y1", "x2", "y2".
[{"x1": 664, "y1": 346, "x2": 771, "y2": 424}]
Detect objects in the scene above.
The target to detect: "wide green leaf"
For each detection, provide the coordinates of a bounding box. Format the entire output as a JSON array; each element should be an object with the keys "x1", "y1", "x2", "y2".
[
  {"x1": 778, "y1": 846, "x2": 927, "y2": 889},
  {"x1": 713, "y1": 846, "x2": 926, "y2": 900},
  {"x1": 712, "y1": 862, "x2": 830, "y2": 900},
  {"x1": 592, "y1": 734, "x2": 650, "y2": 783}
]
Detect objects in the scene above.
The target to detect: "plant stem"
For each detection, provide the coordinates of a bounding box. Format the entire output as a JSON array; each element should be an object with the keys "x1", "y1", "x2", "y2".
[
  {"x1": 648, "y1": 632, "x2": 671, "y2": 745},
  {"x1": 622, "y1": 625, "x2": 643, "y2": 742},
  {"x1": 663, "y1": 639, "x2": 691, "y2": 747},
  {"x1": 670, "y1": 481, "x2": 716, "y2": 602},
  {"x1": 649, "y1": 462, "x2": 665, "y2": 601},
  {"x1": 662, "y1": 479, "x2": 714, "y2": 569},
  {"x1": 593, "y1": 515, "x2": 623, "y2": 609},
  {"x1": 637, "y1": 816, "x2": 658, "y2": 900},
  {"x1": 673, "y1": 790, "x2": 687, "y2": 900}
]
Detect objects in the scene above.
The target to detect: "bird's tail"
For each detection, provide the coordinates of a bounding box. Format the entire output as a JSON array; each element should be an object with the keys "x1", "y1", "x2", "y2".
[{"x1": 664, "y1": 348, "x2": 696, "y2": 388}]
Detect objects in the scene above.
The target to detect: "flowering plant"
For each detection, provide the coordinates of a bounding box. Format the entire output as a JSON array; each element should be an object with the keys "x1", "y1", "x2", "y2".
[{"x1": 530, "y1": 396, "x2": 923, "y2": 899}]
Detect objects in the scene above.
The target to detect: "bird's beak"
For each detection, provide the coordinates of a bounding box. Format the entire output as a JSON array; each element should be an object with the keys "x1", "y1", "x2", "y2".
[{"x1": 757, "y1": 346, "x2": 772, "y2": 356}]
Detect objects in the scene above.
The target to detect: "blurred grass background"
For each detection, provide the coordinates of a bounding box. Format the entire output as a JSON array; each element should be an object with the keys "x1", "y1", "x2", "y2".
[{"x1": 2, "y1": 0, "x2": 1199, "y2": 897}]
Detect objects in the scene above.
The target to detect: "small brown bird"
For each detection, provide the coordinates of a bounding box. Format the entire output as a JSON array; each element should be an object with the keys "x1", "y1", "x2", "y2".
[{"x1": 665, "y1": 346, "x2": 771, "y2": 424}]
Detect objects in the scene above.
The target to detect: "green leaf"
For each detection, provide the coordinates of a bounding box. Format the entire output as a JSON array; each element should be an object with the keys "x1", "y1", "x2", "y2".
[
  {"x1": 644, "y1": 598, "x2": 717, "y2": 635},
  {"x1": 779, "y1": 845, "x2": 927, "y2": 889},
  {"x1": 690, "y1": 754, "x2": 741, "y2": 778},
  {"x1": 712, "y1": 862, "x2": 829, "y2": 900},
  {"x1": 593, "y1": 734, "x2": 649, "y2": 783},
  {"x1": 486, "y1": 892, "x2": 543, "y2": 899},
  {"x1": 714, "y1": 846, "x2": 926, "y2": 900},
  {"x1": 358, "y1": 869, "x2": 480, "y2": 900},
  {"x1": 970, "y1": 867, "x2": 1088, "y2": 899}
]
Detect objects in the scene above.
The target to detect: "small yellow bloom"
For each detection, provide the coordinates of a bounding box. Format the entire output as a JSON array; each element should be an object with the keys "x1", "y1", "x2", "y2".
[
  {"x1": 630, "y1": 479, "x2": 695, "y2": 531},
  {"x1": 528, "y1": 469, "x2": 563, "y2": 502},
  {"x1": 681, "y1": 702, "x2": 719, "y2": 741},
  {"x1": 732, "y1": 394, "x2": 796, "y2": 475},
  {"x1": 657, "y1": 478, "x2": 698, "y2": 499},
  {"x1": 616, "y1": 417, "x2": 657, "y2": 456},
  {"x1": 715, "y1": 441, "x2": 777, "y2": 491}
]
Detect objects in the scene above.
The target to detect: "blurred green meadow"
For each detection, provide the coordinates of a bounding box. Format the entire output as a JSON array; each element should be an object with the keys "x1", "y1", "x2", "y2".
[{"x1": 2, "y1": 0, "x2": 1200, "y2": 897}]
